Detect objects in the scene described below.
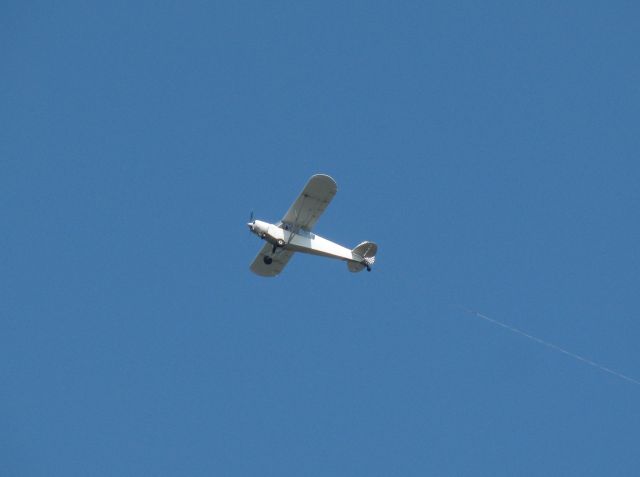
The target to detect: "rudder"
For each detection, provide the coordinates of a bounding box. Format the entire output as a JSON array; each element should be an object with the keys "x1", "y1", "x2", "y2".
[{"x1": 348, "y1": 241, "x2": 378, "y2": 272}]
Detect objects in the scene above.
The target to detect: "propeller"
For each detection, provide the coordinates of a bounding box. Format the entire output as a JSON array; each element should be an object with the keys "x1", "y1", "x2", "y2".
[{"x1": 247, "y1": 211, "x2": 255, "y2": 230}]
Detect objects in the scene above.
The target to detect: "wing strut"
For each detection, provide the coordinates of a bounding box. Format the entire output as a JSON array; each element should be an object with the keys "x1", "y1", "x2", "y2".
[{"x1": 287, "y1": 195, "x2": 307, "y2": 243}]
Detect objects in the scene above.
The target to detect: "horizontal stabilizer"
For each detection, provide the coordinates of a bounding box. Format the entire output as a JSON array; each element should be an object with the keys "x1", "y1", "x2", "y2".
[{"x1": 348, "y1": 241, "x2": 378, "y2": 273}]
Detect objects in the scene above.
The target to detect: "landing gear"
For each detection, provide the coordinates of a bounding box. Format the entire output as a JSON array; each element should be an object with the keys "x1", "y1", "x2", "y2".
[
  {"x1": 272, "y1": 239, "x2": 286, "y2": 254},
  {"x1": 366, "y1": 265, "x2": 371, "y2": 272},
  {"x1": 263, "y1": 256, "x2": 273, "y2": 265}
]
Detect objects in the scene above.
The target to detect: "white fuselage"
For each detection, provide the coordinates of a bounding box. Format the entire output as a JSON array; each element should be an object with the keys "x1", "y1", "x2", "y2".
[{"x1": 251, "y1": 220, "x2": 355, "y2": 262}]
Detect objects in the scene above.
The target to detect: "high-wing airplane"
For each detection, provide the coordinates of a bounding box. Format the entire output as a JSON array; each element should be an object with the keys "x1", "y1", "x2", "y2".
[{"x1": 247, "y1": 174, "x2": 378, "y2": 277}]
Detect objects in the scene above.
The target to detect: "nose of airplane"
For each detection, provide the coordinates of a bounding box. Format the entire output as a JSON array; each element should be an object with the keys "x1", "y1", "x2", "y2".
[{"x1": 247, "y1": 222, "x2": 254, "y2": 231}]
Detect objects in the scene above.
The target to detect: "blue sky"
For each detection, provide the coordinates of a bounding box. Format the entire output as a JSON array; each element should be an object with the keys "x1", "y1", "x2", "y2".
[{"x1": 2, "y1": 1, "x2": 640, "y2": 475}]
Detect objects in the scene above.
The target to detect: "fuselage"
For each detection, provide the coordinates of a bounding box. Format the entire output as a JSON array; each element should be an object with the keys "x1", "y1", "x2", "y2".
[{"x1": 249, "y1": 220, "x2": 354, "y2": 262}]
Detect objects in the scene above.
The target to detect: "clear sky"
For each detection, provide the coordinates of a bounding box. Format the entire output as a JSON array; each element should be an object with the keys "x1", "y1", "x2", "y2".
[{"x1": 2, "y1": 2, "x2": 640, "y2": 476}]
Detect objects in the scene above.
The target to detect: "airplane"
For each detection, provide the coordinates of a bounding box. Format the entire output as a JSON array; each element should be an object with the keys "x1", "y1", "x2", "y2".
[{"x1": 247, "y1": 174, "x2": 378, "y2": 277}]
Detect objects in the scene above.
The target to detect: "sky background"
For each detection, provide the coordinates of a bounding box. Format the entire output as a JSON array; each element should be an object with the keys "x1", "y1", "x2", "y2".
[{"x1": 2, "y1": 1, "x2": 640, "y2": 475}]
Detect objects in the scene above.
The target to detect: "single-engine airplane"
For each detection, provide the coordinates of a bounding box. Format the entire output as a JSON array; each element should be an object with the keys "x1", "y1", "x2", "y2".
[{"x1": 247, "y1": 174, "x2": 377, "y2": 277}]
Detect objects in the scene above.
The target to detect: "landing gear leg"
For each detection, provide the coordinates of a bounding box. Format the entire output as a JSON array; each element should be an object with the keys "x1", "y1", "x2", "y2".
[
  {"x1": 272, "y1": 239, "x2": 285, "y2": 255},
  {"x1": 366, "y1": 265, "x2": 371, "y2": 272}
]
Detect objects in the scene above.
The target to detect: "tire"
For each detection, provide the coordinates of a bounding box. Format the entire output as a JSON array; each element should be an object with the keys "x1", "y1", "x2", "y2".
[{"x1": 263, "y1": 256, "x2": 273, "y2": 265}]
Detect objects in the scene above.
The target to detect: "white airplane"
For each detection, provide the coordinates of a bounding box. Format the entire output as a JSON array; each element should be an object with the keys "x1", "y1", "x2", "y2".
[{"x1": 247, "y1": 174, "x2": 378, "y2": 277}]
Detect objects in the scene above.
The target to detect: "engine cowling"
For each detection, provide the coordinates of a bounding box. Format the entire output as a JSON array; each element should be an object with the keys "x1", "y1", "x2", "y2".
[{"x1": 250, "y1": 220, "x2": 269, "y2": 236}]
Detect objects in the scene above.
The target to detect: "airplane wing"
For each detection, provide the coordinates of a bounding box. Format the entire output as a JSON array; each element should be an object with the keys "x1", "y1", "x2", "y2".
[
  {"x1": 281, "y1": 174, "x2": 337, "y2": 231},
  {"x1": 250, "y1": 243, "x2": 295, "y2": 277}
]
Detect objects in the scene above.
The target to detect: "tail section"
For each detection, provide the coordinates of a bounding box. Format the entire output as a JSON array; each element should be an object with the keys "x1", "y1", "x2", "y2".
[{"x1": 348, "y1": 241, "x2": 378, "y2": 272}]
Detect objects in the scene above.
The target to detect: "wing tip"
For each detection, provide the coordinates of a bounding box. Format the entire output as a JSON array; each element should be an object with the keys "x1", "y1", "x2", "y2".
[
  {"x1": 310, "y1": 173, "x2": 337, "y2": 190},
  {"x1": 249, "y1": 264, "x2": 280, "y2": 277}
]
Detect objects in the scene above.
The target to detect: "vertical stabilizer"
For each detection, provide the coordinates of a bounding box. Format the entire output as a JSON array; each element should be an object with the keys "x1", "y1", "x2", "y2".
[{"x1": 348, "y1": 241, "x2": 378, "y2": 272}]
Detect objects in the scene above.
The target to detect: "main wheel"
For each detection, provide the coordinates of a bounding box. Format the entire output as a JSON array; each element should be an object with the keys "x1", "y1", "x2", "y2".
[{"x1": 263, "y1": 256, "x2": 273, "y2": 265}]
